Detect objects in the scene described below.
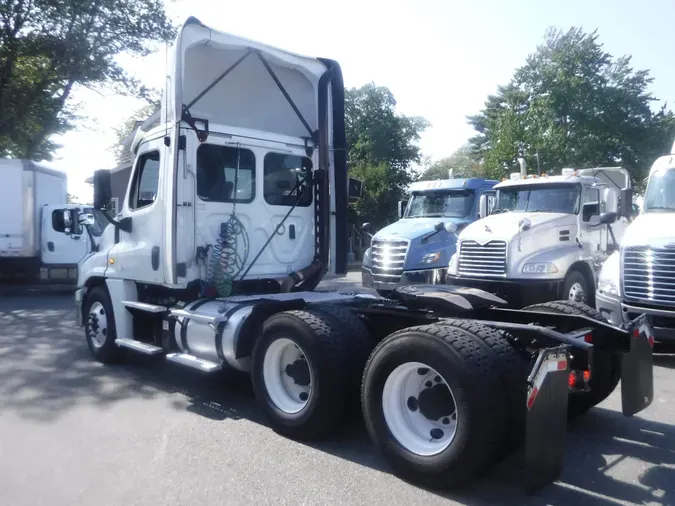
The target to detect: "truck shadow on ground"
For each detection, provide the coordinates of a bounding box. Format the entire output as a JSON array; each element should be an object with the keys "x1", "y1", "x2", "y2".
[{"x1": 1, "y1": 297, "x2": 673, "y2": 506}]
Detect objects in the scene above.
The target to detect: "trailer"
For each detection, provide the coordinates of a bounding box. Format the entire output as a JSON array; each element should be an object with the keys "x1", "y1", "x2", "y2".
[{"x1": 68, "y1": 17, "x2": 656, "y2": 493}]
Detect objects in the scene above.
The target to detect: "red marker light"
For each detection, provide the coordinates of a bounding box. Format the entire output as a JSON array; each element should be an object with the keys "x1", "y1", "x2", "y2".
[
  {"x1": 568, "y1": 372, "x2": 576, "y2": 388},
  {"x1": 583, "y1": 370, "x2": 591, "y2": 382},
  {"x1": 584, "y1": 333, "x2": 593, "y2": 343}
]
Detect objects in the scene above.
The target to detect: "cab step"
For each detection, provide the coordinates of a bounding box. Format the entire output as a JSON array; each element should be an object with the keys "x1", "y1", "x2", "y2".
[
  {"x1": 115, "y1": 338, "x2": 164, "y2": 355},
  {"x1": 122, "y1": 301, "x2": 169, "y2": 314},
  {"x1": 166, "y1": 353, "x2": 222, "y2": 372}
]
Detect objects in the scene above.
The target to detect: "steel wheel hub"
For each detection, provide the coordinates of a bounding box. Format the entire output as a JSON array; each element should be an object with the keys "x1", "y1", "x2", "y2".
[
  {"x1": 263, "y1": 337, "x2": 313, "y2": 414},
  {"x1": 86, "y1": 301, "x2": 107, "y2": 348},
  {"x1": 382, "y1": 361, "x2": 458, "y2": 456},
  {"x1": 569, "y1": 282, "x2": 586, "y2": 303}
]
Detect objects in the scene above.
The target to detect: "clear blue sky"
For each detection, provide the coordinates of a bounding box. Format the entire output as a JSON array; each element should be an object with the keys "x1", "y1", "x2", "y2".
[{"x1": 51, "y1": 0, "x2": 675, "y2": 200}]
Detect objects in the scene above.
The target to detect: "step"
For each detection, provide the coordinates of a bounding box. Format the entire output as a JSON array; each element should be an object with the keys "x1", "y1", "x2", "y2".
[
  {"x1": 166, "y1": 353, "x2": 222, "y2": 372},
  {"x1": 122, "y1": 301, "x2": 169, "y2": 314},
  {"x1": 170, "y1": 308, "x2": 219, "y2": 325},
  {"x1": 115, "y1": 338, "x2": 164, "y2": 355}
]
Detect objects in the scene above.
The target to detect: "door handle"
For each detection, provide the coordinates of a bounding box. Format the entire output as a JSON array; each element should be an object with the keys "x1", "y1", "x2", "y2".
[{"x1": 289, "y1": 224, "x2": 296, "y2": 240}]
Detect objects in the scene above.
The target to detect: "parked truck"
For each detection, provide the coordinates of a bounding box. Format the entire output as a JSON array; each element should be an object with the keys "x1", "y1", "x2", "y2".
[
  {"x1": 0, "y1": 159, "x2": 105, "y2": 284},
  {"x1": 361, "y1": 177, "x2": 498, "y2": 297},
  {"x1": 596, "y1": 147, "x2": 675, "y2": 347},
  {"x1": 446, "y1": 167, "x2": 634, "y2": 307},
  {"x1": 66, "y1": 17, "x2": 656, "y2": 493}
]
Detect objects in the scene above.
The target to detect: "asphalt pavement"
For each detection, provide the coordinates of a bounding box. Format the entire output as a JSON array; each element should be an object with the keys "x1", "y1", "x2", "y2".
[{"x1": 1, "y1": 272, "x2": 674, "y2": 505}]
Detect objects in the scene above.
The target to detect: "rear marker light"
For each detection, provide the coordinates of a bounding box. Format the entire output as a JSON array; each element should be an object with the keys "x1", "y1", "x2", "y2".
[
  {"x1": 584, "y1": 333, "x2": 592, "y2": 343},
  {"x1": 583, "y1": 370, "x2": 591, "y2": 382},
  {"x1": 568, "y1": 372, "x2": 576, "y2": 388}
]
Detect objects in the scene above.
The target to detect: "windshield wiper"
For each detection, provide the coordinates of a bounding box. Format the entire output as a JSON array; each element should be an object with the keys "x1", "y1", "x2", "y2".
[
  {"x1": 528, "y1": 208, "x2": 556, "y2": 213},
  {"x1": 490, "y1": 208, "x2": 511, "y2": 214}
]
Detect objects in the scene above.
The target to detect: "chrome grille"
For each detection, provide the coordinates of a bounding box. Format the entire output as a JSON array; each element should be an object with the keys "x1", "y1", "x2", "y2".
[
  {"x1": 370, "y1": 238, "x2": 410, "y2": 283},
  {"x1": 458, "y1": 240, "x2": 507, "y2": 276},
  {"x1": 623, "y1": 246, "x2": 675, "y2": 306}
]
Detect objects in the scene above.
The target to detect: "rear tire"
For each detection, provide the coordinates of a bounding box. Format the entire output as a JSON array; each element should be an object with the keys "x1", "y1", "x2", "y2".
[
  {"x1": 361, "y1": 324, "x2": 508, "y2": 490},
  {"x1": 251, "y1": 309, "x2": 352, "y2": 441},
  {"x1": 522, "y1": 300, "x2": 621, "y2": 416},
  {"x1": 83, "y1": 286, "x2": 123, "y2": 364}
]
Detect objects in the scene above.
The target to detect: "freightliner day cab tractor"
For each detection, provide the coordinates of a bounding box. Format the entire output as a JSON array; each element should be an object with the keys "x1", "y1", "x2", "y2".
[
  {"x1": 0, "y1": 159, "x2": 105, "y2": 284},
  {"x1": 597, "y1": 146, "x2": 675, "y2": 347},
  {"x1": 361, "y1": 177, "x2": 498, "y2": 297},
  {"x1": 67, "y1": 17, "x2": 657, "y2": 492},
  {"x1": 446, "y1": 167, "x2": 634, "y2": 307}
]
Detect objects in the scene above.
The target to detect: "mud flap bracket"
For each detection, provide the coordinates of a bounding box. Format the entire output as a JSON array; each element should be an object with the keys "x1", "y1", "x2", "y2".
[
  {"x1": 620, "y1": 313, "x2": 654, "y2": 417},
  {"x1": 524, "y1": 347, "x2": 569, "y2": 493}
]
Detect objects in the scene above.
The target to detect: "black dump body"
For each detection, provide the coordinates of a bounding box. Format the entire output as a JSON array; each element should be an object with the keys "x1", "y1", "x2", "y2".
[{"x1": 316, "y1": 284, "x2": 655, "y2": 492}]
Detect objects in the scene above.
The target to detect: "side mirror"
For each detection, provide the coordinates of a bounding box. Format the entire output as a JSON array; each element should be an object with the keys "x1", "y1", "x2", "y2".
[
  {"x1": 361, "y1": 222, "x2": 372, "y2": 232},
  {"x1": 478, "y1": 194, "x2": 488, "y2": 219},
  {"x1": 600, "y1": 211, "x2": 618, "y2": 225},
  {"x1": 348, "y1": 176, "x2": 363, "y2": 204},
  {"x1": 434, "y1": 221, "x2": 444, "y2": 231},
  {"x1": 397, "y1": 200, "x2": 407, "y2": 219},
  {"x1": 93, "y1": 169, "x2": 112, "y2": 211},
  {"x1": 62, "y1": 209, "x2": 82, "y2": 236},
  {"x1": 620, "y1": 188, "x2": 633, "y2": 218}
]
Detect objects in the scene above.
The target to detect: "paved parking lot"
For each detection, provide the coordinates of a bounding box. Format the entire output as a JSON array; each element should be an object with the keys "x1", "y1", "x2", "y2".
[{"x1": 1, "y1": 272, "x2": 675, "y2": 505}]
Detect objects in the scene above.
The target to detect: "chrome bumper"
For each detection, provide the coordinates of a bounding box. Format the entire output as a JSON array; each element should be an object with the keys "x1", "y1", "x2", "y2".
[
  {"x1": 362, "y1": 266, "x2": 447, "y2": 291},
  {"x1": 596, "y1": 290, "x2": 675, "y2": 342}
]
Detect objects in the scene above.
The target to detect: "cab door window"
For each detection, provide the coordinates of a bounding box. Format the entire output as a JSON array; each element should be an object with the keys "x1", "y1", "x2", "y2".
[{"x1": 129, "y1": 151, "x2": 160, "y2": 210}]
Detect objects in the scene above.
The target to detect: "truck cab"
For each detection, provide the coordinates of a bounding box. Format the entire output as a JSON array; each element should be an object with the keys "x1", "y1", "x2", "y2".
[
  {"x1": 446, "y1": 167, "x2": 633, "y2": 306},
  {"x1": 361, "y1": 178, "x2": 497, "y2": 296},
  {"x1": 596, "y1": 152, "x2": 675, "y2": 346}
]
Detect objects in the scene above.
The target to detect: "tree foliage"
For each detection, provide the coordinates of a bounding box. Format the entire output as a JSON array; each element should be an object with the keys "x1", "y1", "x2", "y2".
[
  {"x1": 468, "y1": 27, "x2": 675, "y2": 184},
  {"x1": 346, "y1": 83, "x2": 429, "y2": 228},
  {"x1": 110, "y1": 101, "x2": 157, "y2": 164},
  {"x1": 0, "y1": 0, "x2": 176, "y2": 160},
  {"x1": 418, "y1": 143, "x2": 485, "y2": 181}
]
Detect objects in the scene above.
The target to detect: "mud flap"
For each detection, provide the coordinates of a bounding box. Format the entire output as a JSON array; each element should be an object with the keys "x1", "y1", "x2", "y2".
[
  {"x1": 621, "y1": 314, "x2": 654, "y2": 417},
  {"x1": 524, "y1": 347, "x2": 569, "y2": 493}
]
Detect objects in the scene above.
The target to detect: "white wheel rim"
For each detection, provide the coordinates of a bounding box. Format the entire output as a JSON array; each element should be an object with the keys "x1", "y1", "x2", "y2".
[
  {"x1": 262, "y1": 337, "x2": 313, "y2": 414},
  {"x1": 382, "y1": 362, "x2": 458, "y2": 456},
  {"x1": 569, "y1": 282, "x2": 586, "y2": 302},
  {"x1": 86, "y1": 301, "x2": 108, "y2": 348}
]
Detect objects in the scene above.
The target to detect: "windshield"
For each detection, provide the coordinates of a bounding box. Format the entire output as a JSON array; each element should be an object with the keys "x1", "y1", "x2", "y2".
[
  {"x1": 494, "y1": 184, "x2": 580, "y2": 214},
  {"x1": 83, "y1": 207, "x2": 108, "y2": 237},
  {"x1": 644, "y1": 168, "x2": 675, "y2": 212},
  {"x1": 406, "y1": 189, "x2": 475, "y2": 219}
]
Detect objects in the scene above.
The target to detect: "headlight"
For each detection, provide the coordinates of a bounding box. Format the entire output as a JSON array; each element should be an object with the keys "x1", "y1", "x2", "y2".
[
  {"x1": 362, "y1": 247, "x2": 372, "y2": 266},
  {"x1": 522, "y1": 262, "x2": 558, "y2": 274},
  {"x1": 421, "y1": 252, "x2": 441, "y2": 264},
  {"x1": 448, "y1": 253, "x2": 458, "y2": 273},
  {"x1": 598, "y1": 251, "x2": 620, "y2": 297}
]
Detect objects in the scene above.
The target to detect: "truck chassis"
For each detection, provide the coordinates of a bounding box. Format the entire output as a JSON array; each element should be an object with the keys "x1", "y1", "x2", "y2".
[{"x1": 76, "y1": 282, "x2": 654, "y2": 492}]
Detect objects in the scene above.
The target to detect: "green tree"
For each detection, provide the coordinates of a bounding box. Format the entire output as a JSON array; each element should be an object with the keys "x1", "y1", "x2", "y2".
[
  {"x1": 346, "y1": 83, "x2": 429, "y2": 228},
  {"x1": 110, "y1": 102, "x2": 158, "y2": 164},
  {"x1": 418, "y1": 143, "x2": 485, "y2": 181},
  {"x1": 0, "y1": 0, "x2": 176, "y2": 160},
  {"x1": 468, "y1": 27, "x2": 675, "y2": 183}
]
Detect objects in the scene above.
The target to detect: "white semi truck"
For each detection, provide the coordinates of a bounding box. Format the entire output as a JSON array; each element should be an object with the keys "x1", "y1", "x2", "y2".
[
  {"x1": 0, "y1": 159, "x2": 105, "y2": 284},
  {"x1": 446, "y1": 167, "x2": 634, "y2": 307},
  {"x1": 65, "y1": 17, "x2": 657, "y2": 493},
  {"x1": 597, "y1": 147, "x2": 675, "y2": 347}
]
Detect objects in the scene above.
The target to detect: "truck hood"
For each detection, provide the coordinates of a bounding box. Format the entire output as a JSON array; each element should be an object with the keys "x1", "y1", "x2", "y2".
[
  {"x1": 459, "y1": 212, "x2": 575, "y2": 243},
  {"x1": 372, "y1": 217, "x2": 470, "y2": 242},
  {"x1": 621, "y1": 213, "x2": 675, "y2": 248}
]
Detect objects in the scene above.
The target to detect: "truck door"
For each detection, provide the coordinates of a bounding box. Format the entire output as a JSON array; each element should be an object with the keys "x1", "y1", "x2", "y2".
[
  {"x1": 41, "y1": 205, "x2": 88, "y2": 265},
  {"x1": 108, "y1": 137, "x2": 166, "y2": 284}
]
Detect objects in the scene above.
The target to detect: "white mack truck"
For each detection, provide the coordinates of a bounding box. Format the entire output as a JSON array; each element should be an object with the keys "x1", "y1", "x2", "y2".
[
  {"x1": 66, "y1": 17, "x2": 657, "y2": 493},
  {"x1": 447, "y1": 167, "x2": 634, "y2": 307}
]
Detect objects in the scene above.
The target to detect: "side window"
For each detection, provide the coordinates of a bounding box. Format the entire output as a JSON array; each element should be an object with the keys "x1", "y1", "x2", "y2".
[
  {"x1": 52, "y1": 210, "x2": 66, "y2": 233},
  {"x1": 264, "y1": 152, "x2": 312, "y2": 207},
  {"x1": 484, "y1": 191, "x2": 496, "y2": 215},
  {"x1": 582, "y1": 187, "x2": 600, "y2": 222},
  {"x1": 196, "y1": 144, "x2": 255, "y2": 203},
  {"x1": 129, "y1": 151, "x2": 160, "y2": 210}
]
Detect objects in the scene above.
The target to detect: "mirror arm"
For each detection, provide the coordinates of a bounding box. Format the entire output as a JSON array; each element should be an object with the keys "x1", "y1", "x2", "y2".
[
  {"x1": 607, "y1": 223, "x2": 618, "y2": 250},
  {"x1": 421, "y1": 229, "x2": 441, "y2": 244},
  {"x1": 100, "y1": 210, "x2": 132, "y2": 233}
]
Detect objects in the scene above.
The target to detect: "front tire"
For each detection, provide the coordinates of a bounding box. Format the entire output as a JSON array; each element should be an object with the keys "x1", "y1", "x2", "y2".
[
  {"x1": 251, "y1": 309, "x2": 353, "y2": 441},
  {"x1": 83, "y1": 286, "x2": 122, "y2": 364},
  {"x1": 563, "y1": 270, "x2": 593, "y2": 306},
  {"x1": 362, "y1": 324, "x2": 508, "y2": 490}
]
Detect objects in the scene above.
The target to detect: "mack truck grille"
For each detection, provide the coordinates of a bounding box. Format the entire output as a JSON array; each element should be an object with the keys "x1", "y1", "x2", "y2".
[
  {"x1": 458, "y1": 240, "x2": 507, "y2": 276},
  {"x1": 623, "y1": 246, "x2": 675, "y2": 305},
  {"x1": 370, "y1": 239, "x2": 410, "y2": 284}
]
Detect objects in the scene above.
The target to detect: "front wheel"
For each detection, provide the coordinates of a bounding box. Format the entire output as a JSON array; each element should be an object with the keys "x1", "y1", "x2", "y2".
[
  {"x1": 83, "y1": 286, "x2": 122, "y2": 364},
  {"x1": 563, "y1": 270, "x2": 593, "y2": 306},
  {"x1": 362, "y1": 324, "x2": 508, "y2": 490}
]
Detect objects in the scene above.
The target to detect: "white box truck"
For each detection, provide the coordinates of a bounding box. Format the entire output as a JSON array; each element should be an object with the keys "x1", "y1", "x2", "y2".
[{"x1": 0, "y1": 159, "x2": 104, "y2": 284}]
